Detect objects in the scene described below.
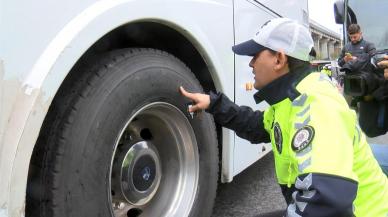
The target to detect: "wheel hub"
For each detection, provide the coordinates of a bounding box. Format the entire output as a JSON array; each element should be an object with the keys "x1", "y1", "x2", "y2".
[
  {"x1": 109, "y1": 102, "x2": 200, "y2": 217},
  {"x1": 112, "y1": 141, "x2": 161, "y2": 206},
  {"x1": 132, "y1": 155, "x2": 156, "y2": 191}
]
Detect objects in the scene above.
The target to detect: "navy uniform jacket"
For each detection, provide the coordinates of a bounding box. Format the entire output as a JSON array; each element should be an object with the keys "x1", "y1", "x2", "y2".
[{"x1": 206, "y1": 65, "x2": 388, "y2": 217}]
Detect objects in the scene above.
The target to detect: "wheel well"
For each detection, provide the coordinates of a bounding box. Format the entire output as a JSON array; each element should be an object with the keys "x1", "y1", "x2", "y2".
[
  {"x1": 80, "y1": 21, "x2": 216, "y2": 92},
  {"x1": 76, "y1": 21, "x2": 223, "y2": 154},
  {"x1": 28, "y1": 21, "x2": 224, "y2": 190}
]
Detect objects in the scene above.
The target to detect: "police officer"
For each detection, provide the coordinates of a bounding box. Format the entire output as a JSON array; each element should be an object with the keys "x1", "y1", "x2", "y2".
[
  {"x1": 180, "y1": 18, "x2": 388, "y2": 216},
  {"x1": 320, "y1": 64, "x2": 332, "y2": 79}
]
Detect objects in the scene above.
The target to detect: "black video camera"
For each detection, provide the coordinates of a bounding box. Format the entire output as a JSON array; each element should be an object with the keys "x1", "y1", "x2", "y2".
[{"x1": 343, "y1": 51, "x2": 387, "y2": 97}]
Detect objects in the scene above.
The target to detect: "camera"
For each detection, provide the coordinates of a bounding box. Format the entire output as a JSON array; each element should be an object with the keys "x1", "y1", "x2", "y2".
[
  {"x1": 342, "y1": 51, "x2": 387, "y2": 97},
  {"x1": 343, "y1": 70, "x2": 382, "y2": 96}
]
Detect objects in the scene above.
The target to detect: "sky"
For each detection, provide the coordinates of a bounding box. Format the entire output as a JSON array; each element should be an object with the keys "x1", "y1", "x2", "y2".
[{"x1": 308, "y1": 0, "x2": 343, "y2": 34}]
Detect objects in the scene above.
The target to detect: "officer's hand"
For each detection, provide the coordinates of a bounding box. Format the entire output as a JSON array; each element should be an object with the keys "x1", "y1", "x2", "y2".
[
  {"x1": 377, "y1": 55, "x2": 388, "y2": 80},
  {"x1": 179, "y1": 86, "x2": 210, "y2": 113}
]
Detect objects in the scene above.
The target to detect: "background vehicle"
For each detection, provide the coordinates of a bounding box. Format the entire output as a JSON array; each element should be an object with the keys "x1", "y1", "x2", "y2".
[
  {"x1": 0, "y1": 0, "x2": 308, "y2": 216},
  {"x1": 310, "y1": 60, "x2": 340, "y2": 77}
]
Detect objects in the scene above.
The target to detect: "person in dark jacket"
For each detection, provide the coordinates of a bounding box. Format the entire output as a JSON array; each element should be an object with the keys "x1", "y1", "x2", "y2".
[
  {"x1": 338, "y1": 24, "x2": 376, "y2": 69},
  {"x1": 371, "y1": 55, "x2": 388, "y2": 176},
  {"x1": 180, "y1": 18, "x2": 388, "y2": 217}
]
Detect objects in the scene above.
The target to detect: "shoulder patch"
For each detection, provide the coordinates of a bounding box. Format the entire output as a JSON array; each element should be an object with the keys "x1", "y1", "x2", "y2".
[
  {"x1": 274, "y1": 122, "x2": 283, "y2": 154},
  {"x1": 292, "y1": 125, "x2": 315, "y2": 152}
]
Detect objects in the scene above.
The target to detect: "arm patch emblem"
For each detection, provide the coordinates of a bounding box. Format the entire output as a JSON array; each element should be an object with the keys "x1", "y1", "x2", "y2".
[
  {"x1": 274, "y1": 122, "x2": 283, "y2": 154},
  {"x1": 292, "y1": 126, "x2": 315, "y2": 152}
]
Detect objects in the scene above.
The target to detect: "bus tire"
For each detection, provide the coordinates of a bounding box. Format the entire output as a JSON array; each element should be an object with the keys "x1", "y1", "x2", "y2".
[{"x1": 27, "y1": 48, "x2": 218, "y2": 217}]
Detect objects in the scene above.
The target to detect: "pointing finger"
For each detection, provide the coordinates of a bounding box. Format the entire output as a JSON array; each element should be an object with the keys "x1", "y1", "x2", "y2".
[{"x1": 180, "y1": 86, "x2": 195, "y2": 99}]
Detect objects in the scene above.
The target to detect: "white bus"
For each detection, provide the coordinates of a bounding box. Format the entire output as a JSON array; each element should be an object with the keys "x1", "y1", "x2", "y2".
[{"x1": 0, "y1": 1, "x2": 308, "y2": 216}]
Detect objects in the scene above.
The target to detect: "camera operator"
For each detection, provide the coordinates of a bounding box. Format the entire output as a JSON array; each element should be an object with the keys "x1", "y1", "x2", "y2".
[
  {"x1": 357, "y1": 52, "x2": 388, "y2": 138},
  {"x1": 372, "y1": 55, "x2": 388, "y2": 176}
]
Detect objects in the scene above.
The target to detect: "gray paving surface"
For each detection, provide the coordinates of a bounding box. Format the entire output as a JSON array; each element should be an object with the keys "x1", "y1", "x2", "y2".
[
  {"x1": 212, "y1": 153, "x2": 286, "y2": 217},
  {"x1": 367, "y1": 132, "x2": 388, "y2": 145}
]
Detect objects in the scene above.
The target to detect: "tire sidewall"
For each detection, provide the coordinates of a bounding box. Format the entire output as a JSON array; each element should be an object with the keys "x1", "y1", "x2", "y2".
[{"x1": 56, "y1": 49, "x2": 218, "y2": 217}]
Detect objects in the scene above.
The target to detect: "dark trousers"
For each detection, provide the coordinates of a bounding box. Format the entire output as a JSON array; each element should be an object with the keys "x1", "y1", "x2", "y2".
[{"x1": 359, "y1": 100, "x2": 388, "y2": 137}]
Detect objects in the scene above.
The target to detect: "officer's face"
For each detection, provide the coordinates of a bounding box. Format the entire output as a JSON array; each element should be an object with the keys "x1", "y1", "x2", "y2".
[
  {"x1": 349, "y1": 32, "x2": 362, "y2": 44},
  {"x1": 249, "y1": 50, "x2": 286, "y2": 90}
]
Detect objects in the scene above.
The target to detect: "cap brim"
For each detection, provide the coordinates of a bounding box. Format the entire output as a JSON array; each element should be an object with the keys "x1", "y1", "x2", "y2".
[{"x1": 232, "y1": 39, "x2": 266, "y2": 56}]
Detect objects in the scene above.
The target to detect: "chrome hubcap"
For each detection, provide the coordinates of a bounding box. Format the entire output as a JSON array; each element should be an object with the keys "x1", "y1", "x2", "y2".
[
  {"x1": 109, "y1": 102, "x2": 199, "y2": 217},
  {"x1": 112, "y1": 141, "x2": 161, "y2": 206}
]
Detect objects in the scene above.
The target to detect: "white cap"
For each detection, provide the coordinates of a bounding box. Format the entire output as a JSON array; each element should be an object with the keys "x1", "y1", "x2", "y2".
[{"x1": 232, "y1": 18, "x2": 314, "y2": 61}]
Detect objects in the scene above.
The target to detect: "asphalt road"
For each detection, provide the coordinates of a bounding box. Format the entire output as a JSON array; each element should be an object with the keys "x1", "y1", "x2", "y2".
[
  {"x1": 211, "y1": 153, "x2": 286, "y2": 217},
  {"x1": 368, "y1": 132, "x2": 388, "y2": 145}
]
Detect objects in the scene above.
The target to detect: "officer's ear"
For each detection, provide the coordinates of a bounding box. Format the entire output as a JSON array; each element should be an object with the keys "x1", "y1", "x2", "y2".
[{"x1": 274, "y1": 50, "x2": 288, "y2": 71}]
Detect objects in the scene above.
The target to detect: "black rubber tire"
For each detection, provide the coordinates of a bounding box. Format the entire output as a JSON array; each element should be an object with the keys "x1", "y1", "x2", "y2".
[{"x1": 26, "y1": 48, "x2": 218, "y2": 217}]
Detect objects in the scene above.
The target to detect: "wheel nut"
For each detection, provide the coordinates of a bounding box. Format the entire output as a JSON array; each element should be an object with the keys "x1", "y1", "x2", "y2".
[{"x1": 118, "y1": 202, "x2": 126, "y2": 209}]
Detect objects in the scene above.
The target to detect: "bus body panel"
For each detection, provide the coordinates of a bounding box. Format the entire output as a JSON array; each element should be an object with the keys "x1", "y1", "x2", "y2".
[{"x1": 0, "y1": 0, "x2": 307, "y2": 215}]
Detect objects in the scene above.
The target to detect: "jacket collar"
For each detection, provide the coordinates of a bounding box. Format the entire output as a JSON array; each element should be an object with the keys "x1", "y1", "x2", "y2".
[
  {"x1": 351, "y1": 37, "x2": 363, "y2": 45},
  {"x1": 253, "y1": 65, "x2": 312, "y2": 105}
]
